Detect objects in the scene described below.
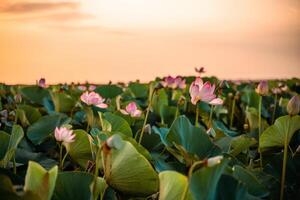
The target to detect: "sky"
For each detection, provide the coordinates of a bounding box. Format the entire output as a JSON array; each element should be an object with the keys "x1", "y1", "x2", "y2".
[{"x1": 0, "y1": 0, "x2": 299, "y2": 84}]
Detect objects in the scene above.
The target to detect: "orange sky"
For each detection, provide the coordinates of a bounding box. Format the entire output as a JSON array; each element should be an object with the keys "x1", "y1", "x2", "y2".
[{"x1": 0, "y1": 0, "x2": 299, "y2": 84}]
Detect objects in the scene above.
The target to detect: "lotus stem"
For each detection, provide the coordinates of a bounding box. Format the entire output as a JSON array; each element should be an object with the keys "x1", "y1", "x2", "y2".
[
  {"x1": 59, "y1": 143, "x2": 63, "y2": 170},
  {"x1": 209, "y1": 105, "x2": 214, "y2": 128},
  {"x1": 280, "y1": 117, "x2": 290, "y2": 200},
  {"x1": 181, "y1": 160, "x2": 204, "y2": 200},
  {"x1": 195, "y1": 103, "x2": 199, "y2": 127},
  {"x1": 258, "y1": 95, "x2": 263, "y2": 168},
  {"x1": 92, "y1": 147, "x2": 103, "y2": 200},
  {"x1": 230, "y1": 97, "x2": 236, "y2": 128},
  {"x1": 99, "y1": 112, "x2": 104, "y2": 130},
  {"x1": 174, "y1": 106, "x2": 179, "y2": 121},
  {"x1": 61, "y1": 151, "x2": 68, "y2": 170},
  {"x1": 13, "y1": 157, "x2": 16, "y2": 174},
  {"x1": 138, "y1": 89, "x2": 155, "y2": 144},
  {"x1": 272, "y1": 94, "x2": 277, "y2": 124}
]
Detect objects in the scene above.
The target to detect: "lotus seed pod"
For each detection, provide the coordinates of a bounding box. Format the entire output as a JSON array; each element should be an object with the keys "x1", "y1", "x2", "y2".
[
  {"x1": 287, "y1": 95, "x2": 300, "y2": 116},
  {"x1": 255, "y1": 80, "x2": 269, "y2": 96}
]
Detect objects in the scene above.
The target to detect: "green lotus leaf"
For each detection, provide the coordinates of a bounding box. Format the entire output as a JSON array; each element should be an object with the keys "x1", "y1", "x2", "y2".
[
  {"x1": 51, "y1": 92, "x2": 76, "y2": 113},
  {"x1": 27, "y1": 113, "x2": 69, "y2": 145},
  {"x1": 216, "y1": 175, "x2": 248, "y2": 200},
  {"x1": 0, "y1": 125, "x2": 24, "y2": 168},
  {"x1": 65, "y1": 129, "x2": 93, "y2": 168},
  {"x1": 17, "y1": 105, "x2": 41, "y2": 124},
  {"x1": 0, "y1": 131, "x2": 10, "y2": 160},
  {"x1": 128, "y1": 82, "x2": 148, "y2": 98},
  {"x1": 20, "y1": 86, "x2": 50, "y2": 105},
  {"x1": 53, "y1": 172, "x2": 106, "y2": 200},
  {"x1": 245, "y1": 107, "x2": 269, "y2": 132},
  {"x1": 165, "y1": 115, "x2": 220, "y2": 160},
  {"x1": 230, "y1": 135, "x2": 257, "y2": 156},
  {"x1": 260, "y1": 115, "x2": 300, "y2": 151},
  {"x1": 95, "y1": 85, "x2": 123, "y2": 99},
  {"x1": 159, "y1": 171, "x2": 193, "y2": 200},
  {"x1": 107, "y1": 141, "x2": 159, "y2": 196},
  {"x1": 232, "y1": 165, "x2": 269, "y2": 197},
  {"x1": 24, "y1": 161, "x2": 58, "y2": 200},
  {"x1": 103, "y1": 112, "x2": 132, "y2": 137},
  {"x1": 190, "y1": 158, "x2": 229, "y2": 200}
]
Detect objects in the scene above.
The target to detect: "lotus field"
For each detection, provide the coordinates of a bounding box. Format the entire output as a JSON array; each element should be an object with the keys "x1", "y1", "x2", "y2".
[{"x1": 0, "y1": 76, "x2": 300, "y2": 200}]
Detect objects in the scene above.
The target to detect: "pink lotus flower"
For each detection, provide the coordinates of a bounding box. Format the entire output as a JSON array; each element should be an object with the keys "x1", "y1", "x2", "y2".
[
  {"x1": 161, "y1": 76, "x2": 186, "y2": 89},
  {"x1": 54, "y1": 127, "x2": 75, "y2": 143},
  {"x1": 255, "y1": 80, "x2": 269, "y2": 96},
  {"x1": 38, "y1": 78, "x2": 47, "y2": 88},
  {"x1": 78, "y1": 85, "x2": 87, "y2": 91},
  {"x1": 189, "y1": 77, "x2": 223, "y2": 105},
  {"x1": 88, "y1": 85, "x2": 96, "y2": 91},
  {"x1": 80, "y1": 91, "x2": 108, "y2": 108},
  {"x1": 120, "y1": 102, "x2": 142, "y2": 117},
  {"x1": 271, "y1": 87, "x2": 281, "y2": 94},
  {"x1": 287, "y1": 95, "x2": 300, "y2": 116},
  {"x1": 78, "y1": 85, "x2": 96, "y2": 91}
]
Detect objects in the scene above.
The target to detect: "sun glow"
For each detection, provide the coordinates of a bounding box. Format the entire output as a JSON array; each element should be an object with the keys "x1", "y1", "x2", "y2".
[{"x1": 79, "y1": 0, "x2": 219, "y2": 29}]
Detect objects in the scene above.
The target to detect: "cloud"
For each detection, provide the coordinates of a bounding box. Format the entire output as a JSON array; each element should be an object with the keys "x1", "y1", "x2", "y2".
[
  {"x1": 49, "y1": 24, "x2": 134, "y2": 36},
  {"x1": 1, "y1": 11, "x2": 94, "y2": 23},
  {"x1": 0, "y1": 1, "x2": 78, "y2": 13}
]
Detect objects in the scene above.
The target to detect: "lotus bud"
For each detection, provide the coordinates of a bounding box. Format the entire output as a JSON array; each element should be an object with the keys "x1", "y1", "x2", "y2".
[
  {"x1": 178, "y1": 96, "x2": 186, "y2": 105},
  {"x1": 255, "y1": 80, "x2": 268, "y2": 96},
  {"x1": 206, "y1": 155, "x2": 223, "y2": 167},
  {"x1": 14, "y1": 94, "x2": 22, "y2": 103},
  {"x1": 54, "y1": 127, "x2": 75, "y2": 144},
  {"x1": 287, "y1": 95, "x2": 300, "y2": 116},
  {"x1": 144, "y1": 124, "x2": 152, "y2": 134},
  {"x1": 296, "y1": 145, "x2": 300, "y2": 153},
  {"x1": 38, "y1": 78, "x2": 47, "y2": 88}
]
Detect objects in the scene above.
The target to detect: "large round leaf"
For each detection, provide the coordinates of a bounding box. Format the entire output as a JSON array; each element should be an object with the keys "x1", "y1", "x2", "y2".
[
  {"x1": 51, "y1": 92, "x2": 76, "y2": 113},
  {"x1": 24, "y1": 161, "x2": 58, "y2": 200},
  {"x1": 216, "y1": 175, "x2": 248, "y2": 200},
  {"x1": 230, "y1": 135, "x2": 256, "y2": 156},
  {"x1": 190, "y1": 159, "x2": 229, "y2": 200},
  {"x1": 20, "y1": 86, "x2": 50, "y2": 105},
  {"x1": 128, "y1": 82, "x2": 148, "y2": 98},
  {"x1": 104, "y1": 112, "x2": 132, "y2": 137},
  {"x1": 95, "y1": 85, "x2": 123, "y2": 99},
  {"x1": 65, "y1": 129, "x2": 93, "y2": 168},
  {"x1": 213, "y1": 120, "x2": 239, "y2": 137},
  {"x1": 166, "y1": 115, "x2": 220, "y2": 159},
  {"x1": 53, "y1": 172, "x2": 106, "y2": 200},
  {"x1": 107, "y1": 141, "x2": 159, "y2": 196},
  {"x1": 0, "y1": 125, "x2": 24, "y2": 168},
  {"x1": 245, "y1": 107, "x2": 269, "y2": 132},
  {"x1": 17, "y1": 105, "x2": 41, "y2": 124},
  {"x1": 0, "y1": 131, "x2": 10, "y2": 160},
  {"x1": 159, "y1": 171, "x2": 192, "y2": 200},
  {"x1": 232, "y1": 165, "x2": 269, "y2": 197},
  {"x1": 27, "y1": 113, "x2": 69, "y2": 145},
  {"x1": 260, "y1": 115, "x2": 300, "y2": 151}
]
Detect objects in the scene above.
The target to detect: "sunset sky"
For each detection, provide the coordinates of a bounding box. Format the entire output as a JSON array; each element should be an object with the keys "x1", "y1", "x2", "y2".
[{"x1": 0, "y1": 0, "x2": 299, "y2": 84}]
